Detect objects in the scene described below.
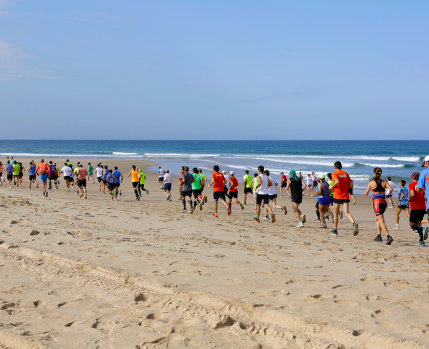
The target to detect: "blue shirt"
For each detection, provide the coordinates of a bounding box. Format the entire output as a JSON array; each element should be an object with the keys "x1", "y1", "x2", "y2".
[
  {"x1": 416, "y1": 168, "x2": 429, "y2": 200},
  {"x1": 398, "y1": 187, "x2": 408, "y2": 205},
  {"x1": 113, "y1": 170, "x2": 121, "y2": 184},
  {"x1": 29, "y1": 165, "x2": 36, "y2": 175}
]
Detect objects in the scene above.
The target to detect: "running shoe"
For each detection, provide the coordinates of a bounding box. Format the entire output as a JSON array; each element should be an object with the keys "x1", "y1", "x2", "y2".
[
  {"x1": 280, "y1": 195, "x2": 283, "y2": 198},
  {"x1": 301, "y1": 215, "x2": 306, "y2": 224},
  {"x1": 353, "y1": 200, "x2": 356, "y2": 205},
  {"x1": 182, "y1": 209, "x2": 187, "y2": 213},
  {"x1": 296, "y1": 222, "x2": 304, "y2": 228},
  {"x1": 119, "y1": 190, "x2": 121, "y2": 195},
  {"x1": 386, "y1": 235, "x2": 393, "y2": 245},
  {"x1": 330, "y1": 229, "x2": 338, "y2": 236},
  {"x1": 374, "y1": 235, "x2": 382, "y2": 242},
  {"x1": 240, "y1": 202, "x2": 244, "y2": 210},
  {"x1": 243, "y1": 202, "x2": 246, "y2": 206},
  {"x1": 43, "y1": 192, "x2": 45, "y2": 197},
  {"x1": 417, "y1": 241, "x2": 425, "y2": 246},
  {"x1": 262, "y1": 216, "x2": 269, "y2": 220},
  {"x1": 9, "y1": 186, "x2": 12, "y2": 189},
  {"x1": 339, "y1": 211, "x2": 343, "y2": 219},
  {"x1": 136, "y1": 196, "x2": 140, "y2": 201},
  {"x1": 320, "y1": 224, "x2": 327, "y2": 229},
  {"x1": 236, "y1": 200, "x2": 240, "y2": 204},
  {"x1": 80, "y1": 194, "x2": 84, "y2": 198},
  {"x1": 45, "y1": 192, "x2": 48, "y2": 198},
  {"x1": 28, "y1": 186, "x2": 31, "y2": 189},
  {"x1": 353, "y1": 223, "x2": 359, "y2": 236},
  {"x1": 200, "y1": 203, "x2": 203, "y2": 211},
  {"x1": 227, "y1": 207, "x2": 231, "y2": 216},
  {"x1": 314, "y1": 219, "x2": 321, "y2": 223},
  {"x1": 67, "y1": 188, "x2": 70, "y2": 192},
  {"x1": 213, "y1": 213, "x2": 218, "y2": 218},
  {"x1": 146, "y1": 190, "x2": 149, "y2": 195},
  {"x1": 190, "y1": 209, "x2": 194, "y2": 214},
  {"x1": 424, "y1": 227, "x2": 428, "y2": 240},
  {"x1": 271, "y1": 214, "x2": 276, "y2": 223},
  {"x1": 389, "y1": 206, "x2": 394, "y2": 209},
  {"x1": 283, "y1": 206, "x2": 287, "y2": 215},
  {"x1": 253, "y1": 208, "x2": 257, "y2": 211},
  {"x1": 393, "y1": 225, "x2": 399, "y2": 230},
  {"x1": 253, "y1": 218, "x2": 260, "y2": 223},
  {"x1": 287, "y1": 195, "x2": 291, "y2": 199},
  {"x1": 111, "y1": 197, "x2": 114, "y2": 201},
  {"x1": 114, "y1": 197, "x2": 117, "y2": 200}
]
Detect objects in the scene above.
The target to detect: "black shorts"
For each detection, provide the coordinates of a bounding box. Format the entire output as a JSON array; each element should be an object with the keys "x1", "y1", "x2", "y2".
[
  {"x1": 410, "y1": 209, "x2": 426, "y2": 223},
  {"x1": 373, "y1": 198, "x2": 387, "y2": 216},
  {"x1": 158, "y1": 177, "x2": 164, "y2": 182},
  {"x1": 49, "y1": 175, "x2": 56, "y2": 180},
  {"x1": 97, "y1": 177, "x2": 102, "y2": 183},
  {"x1": 281, "y1": 183, "x2": 286, "y2": 188},
  {"x1": 333, "y1": 198, "x2": 350, "y2": 204},
  {"x1": 7, "y1": 174, "x2": 12, "y2": 181},
  {"x1": 244, "y1": 187, "x2": 253, "y2": 194},
  {"x1": 348, "y1": 188, "x2": 354, "y2": 195},
  {"x1": 291, "y1": 196, "x2": 302, "y2": 204},
  {"x1": 213, "y1": 191, "x2": 226, "y2": 202},
  {"x1": 115, "y1": 183, "x2": 120, "y2": 187},
  {"x1": 108, "y1": 183, "x2": 116, "y2": 190},
  {"x1": 18, "y1": 172, "x2": 23, "y2": 177},
  {"x1": 29, "y1": 175, "x2": 36, "y2": 181},
  {"x1": 64, "y1": 176, "x2": 71, "y2": 181},
  {"x1": 192, "y1": 189, "x2": 201, "y2": 199},
  {"x1": 132, "y1": 182, "x2": 139, "y2": 188},
  {"x1": 103, "y1": 179, "x2": 107, "y2": 184},
  {"x1": 330, "y1": 196, "x2": 334, "y2": 206},
  {"x1": 385, "y1": 195, "x2": 392, "y2": 198},
  {"x1": 138, "y1": 183, "x2": 144, "y2": 190},
  {"x1": 182, "y1": 190, "x2": 192, "y2": 198},
  {"x1": 229, "y1": 190, "x2": 238, "y2": 199},
  {"x1": 269, "y1": 194, "x2": 277, "y2": 200},
  {"x1": 77, "y1": 179, "x2": 86, "y2": 187},
  {"x1": 398, "y1": 205, "x2": 408, "y2": 209},
  {"x1": 256, "y1": 194, "x2": 269, "y2": 206}
]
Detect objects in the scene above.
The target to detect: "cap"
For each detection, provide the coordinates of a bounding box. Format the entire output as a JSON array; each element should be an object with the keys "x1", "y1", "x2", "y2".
[
  {"x1": 411, "y1": 172, "x2": 420, "y2": 180},
  {"x1": 222, "y1": 170, "x2": 226, "y2": 174},
  {"x1": 181, "y1": 166, "x2": 184, "y2": 170},
  {"x1": 319, "y1": 174, "x2": 325, "y2": 179},
  {"x1": 229, "y1": 171, "x2": 234, "y2": 175},
  {"x1": 422, "y1": 156, "x2": 429, "y2": 167},
  {"x1": 165, "y1": 169, "x2": 169, "y2": 172},
  {"x1": 280, "y1": 171, "x2": 284, "y2": 174}
]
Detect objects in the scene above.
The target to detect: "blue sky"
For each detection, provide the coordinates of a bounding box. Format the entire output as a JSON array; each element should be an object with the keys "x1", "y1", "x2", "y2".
[{"x1": 0, "y1": 1, "x2": 428, "y2": 139}]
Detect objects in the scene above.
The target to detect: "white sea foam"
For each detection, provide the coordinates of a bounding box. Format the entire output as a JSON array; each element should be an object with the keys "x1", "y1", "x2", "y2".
[
  {"x1": 112, "y1": 152, "x2": 138, "y2": 155},
  {"x1": 361, "y1": 163, "x2": 404, "y2": 168},
  {"x1": 391, "y1": 157, "x2": 420, "y2": 162}
]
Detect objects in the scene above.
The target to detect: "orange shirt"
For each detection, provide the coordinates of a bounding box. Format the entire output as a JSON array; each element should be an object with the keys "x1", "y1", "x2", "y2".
[
  {"x1": 131, "y1": 170, "x2": 139, "y2": 182},
  {"x1": 78, "y1": 168, "x2": 88, "y2": 180},
  {"x1": 35, "y1": 163, "x2": 50, "y2": 176},
  {"x1": 229, "y1": 177, "x2": 238, "y2": 191},
  {"x1": 211, "y1": 172, "x2": 225, "y2": 192},
  {"x1": 332, "y1": 170, "x2": 351, "y2": 200}
]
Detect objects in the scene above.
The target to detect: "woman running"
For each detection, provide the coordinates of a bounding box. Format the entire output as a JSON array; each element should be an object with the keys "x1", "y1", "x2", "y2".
[
  {"x1": 285, "y1": 170, "x2": 307, "y2": 227},
  {"x1": 315, "y1": 175, "x2": 331, "y2": 228},
  {"x1": 364, "y1": 167, "x2": 394, "y2": 245}
]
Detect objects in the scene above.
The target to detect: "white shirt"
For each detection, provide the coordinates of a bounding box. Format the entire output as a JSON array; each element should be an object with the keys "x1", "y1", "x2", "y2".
[
  {"x1": 164, "y1": 173, "x2": 172, "y2": 184},
  {"x1": 258, "y1": 173, "x2": 269, "y2": 195},
  {"x1": 268, "y1": 176, "x2": 277, "y2": 195},
  {"x1": 158, "y1": 169, "x2": 165, "y2": 177},
  {"x1": 386, "y1": 181, "x2": 396, "y2": 195},
  {"x1": 306, "y1": 177, "x2": 313, "y2": 186},
  {"x1": 61, "y1": 166, "x2": 72, "y2": 177},
  {"x1": 224, "y1": 175, "x2": 230, "y2": 188},
  {"x1": 96, "y1": 167, "x2": 104, "y2": 177}
]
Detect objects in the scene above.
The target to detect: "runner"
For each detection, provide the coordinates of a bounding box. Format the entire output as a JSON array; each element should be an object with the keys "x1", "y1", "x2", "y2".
[
  {"x1": 18, "y1": 162, "x2": 24, "y2": 187},
  {"x1": 409, "y1": 172, "x2": 429, "y2": 246},
  {"x1": 77, "y1": 163, "x2": 88, "y2": 199},
  {"x1": 6, "y1": 160, "x2": 13, "y2": 188},
  {"x1": 12, "y1": 160, "x2": 20, "y2": 187},
  {"x1": 191, "y1": 168, "x2": 204, "y2": 210},
  {"x1": 222, "y1": 170, "x2": 230, "y2": 199},
  {"x1": 181, "y1": 166, "x2": 195, "y2": 214},
  {"x1": 48, "y1": 161, "x2": 57, "y2": 190},
  {"x1": 305, "y1": 174, "x2": 313, "y2": 196},
  {"x1": 242, "y1": 170, "x2": 253, "y2": 205},
  {"x1": 163, "y1": 169, "x2": 172, "y2": 200},
  {"x1": 394, "y1": 180, "x2": 410, "y2": 229},
  {"x1": 74, "y1": 163, "x2": 80, "y2": 193},
  {"x1": 315, "y1": 175, "x2": 331, "y2": 229},
  {"x1": 311, "y1": 172, "x2": 317, "y2": 196},
  {"x1": 106, "y1": 169, "x2": 116, "y2": 201},
  {"x1": 54, "y1": 163, "x2": 60, "y2": 186},
  {"x1": 69, "y1": 164, "x2": 76, "y2": 192},
  {"x1": 349, "y1": 179, "x2": 357, "y2": 205},
  {"x1": 285, "y1": 170, "x2": 306, "y2": 227},
  {"x1": 178, "y1": 166, "x2": 185, "y2": 200},
  {"x1": 102, "y1": 165, "x2": 109, "y2": 194},
  {"x1": 227, "y1": 171, "x2": 244, "y2": 212},
  {"x1": 265, "y1": 170, "x2": 286, "y2": 217},
  {"x1": 386, "y1": 177, "x2": 396, "y2": 208},
  {"x1": 251, "y1": 173, "x2": 259, "y2": 211},
  {"x1": 253, "y1": 166, "x2": 275, "y2": 224},
  {"x1": 364, "y1": 167, "x2": 394, "y2": 245},
  {"x1": 128, "y1": 165, "x2": 140, "y2": 200},
  {"x1": 279, "y1": 171, "x2": 287, "y2": 198},
  {"x1": 113, "y1": 166, "x2": 123, "y2": 200},
  {"x1": 61, "y1": 162, "x2": 73, "y2": 192},
  {"x1": 158, "y1": 167, "x2": 165, "y2": 189},
  {"x1": 28, "y1": 161, "x2": 37, "y2": 189},
  {"x1": 199, "y1": 169, "x2": 208, "y2": 203},
  {"x1": 137, "y1": 168, "x2": 149, "y2": 196},
  {"x1": 208, "y1": 165, "x2": 229, "y2": 218},
  {"x1": 96, "y1": 164, "x2": 104, "y2": 191},
  {"x1": 0, "y1": 161, "x2": 3, "y2": 186},
  {"x1": 88, "y1": 163, "x2": 95, "y2": 184},
  {"x1": 35, "y1": 159, "x2": 50, "y2": 197},
  {"x1": 329, "y1": 161, "x2": 359, "y2": 236}
]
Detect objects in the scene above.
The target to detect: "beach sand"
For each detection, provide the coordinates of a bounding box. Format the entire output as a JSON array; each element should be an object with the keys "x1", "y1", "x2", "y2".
[{"x1": 0, "y1": 158, "x2": 428, "y2": 349}]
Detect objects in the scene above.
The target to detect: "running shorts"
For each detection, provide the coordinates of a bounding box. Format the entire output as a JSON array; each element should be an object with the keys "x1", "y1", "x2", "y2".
[
  {"x1": 77, "y1": 179, "x2": 86, "y2": 187},
  {"x1": 97, "y1": 177, "x2": 102, "y2": 183},
  {"x1": 29, "y1": 175, "x2": 36, "y2": 181},
  {"x1": 229, "y1": 191, "x2": 238, "y2": 199},
  {"x1": 244, "y1": 187, "x2": 253, "y2": 194},
  {"x1": 103, "y1": 179, "x2": 107, "y2": 184},
  {"x1": 108, "y1": 183, "x2": 116, "y2": 190},
  {"x1": 256, "y1": 194, "x2": 269, "y2": 206},
  {"x1": 19, "y1": 172, "x2": 23, "y2": 177},
  {"x1": 182, "y1": 190, "x2": 192, "y2": 198},
  {"x1": 291, "y1": 196, "x2": 302, "y2": 204},
  {"x1": 39, "y1": 174, "x2": 48, "y2": 182},
  {"x1": 333, "y1": 198, "x2": 350, "y2": 204},
  {"x1": 318, "y1": 197, "x2": 331, "y2": 206},
  {"x1": 164, "y1": 183, "x2": 171, "y2": 191},
  {"x1": 115, "y1": 183, "x2": 121, "y2": 187},
  {"x1": 410, "y1": 209, "x2": 426, "y2": 223},
  {"x1": 192, "y1": 189, "x2": 201, "y2": 199},
  {"x1": 7, "y1": 174, "x2": 12, "y2": 181},
  {"x1": 253, "y1": 191, "x2": 258, "y2": 198},
  {"x1": 348, "y1": 188, "x2": 354, "y2": 195},
  {"x1": 64, "y1": 176, "x2": 71, "y2": 181},
  {"x1": 373, "y1": 198, "x2": 387, "y2": 216},
  {"x1": 139, "y1": 183, "x2": 145, "y2": 190},
  {"x1": 88, "y1": 173, "x2": 93, "y2": 177},
  {"x1": 281, "y1": 183, "x2": 286, "y2": 188},
  {"x1": 213, "y1": 191, "x2": 226, "y2": 202},
  {"x1": 268, "y1": 194, "x2": 277, "y2": 200},
  {"x1": 49, "y1": 175, "x2": 56, "y2": 180},
  {"x1": 132, "y1": 182, "x2": 139, "y2": 188},
  {"x1": 158, "y1": 177, "x2": 164, "y2": 182},
  {"x1": 398, "y1": 204, "x2": 407, "y2": 209}
]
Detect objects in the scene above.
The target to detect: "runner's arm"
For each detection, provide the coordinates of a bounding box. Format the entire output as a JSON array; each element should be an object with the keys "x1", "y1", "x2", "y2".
[
  {"x1": 364, "y1": 182, "x2": 372, "y2": 196},
  {"x1": 285, "y1": 179, "x2": 291, "y2": 191},
  {"x1": 385, "y1": 182, "x2": 393, "y2": 196},
  {"x1": 301, "y1": 182, "x2": 307, "y2": 192}
]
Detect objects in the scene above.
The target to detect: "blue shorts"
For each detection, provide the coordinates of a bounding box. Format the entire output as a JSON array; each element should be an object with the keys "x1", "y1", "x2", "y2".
[
  {"x1": 269, "y1": 194, "x2": 277, "y2": 200},
  {"x1": 163, "y1": 183, "x2": 171, "y2": 191},
  {"x1": 39, "y1": 174, "x2": 48, "y2": 182},
  {"x1": 318, "y1": 197, "x2": 331, "y2": 206}
]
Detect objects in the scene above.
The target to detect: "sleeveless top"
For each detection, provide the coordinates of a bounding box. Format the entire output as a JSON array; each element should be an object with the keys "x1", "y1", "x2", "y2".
[
  {"x1": 290, "y1": 178, "x2": 302, "y2": 197},
  {"x1": 320, "y1": 181, "x2": 330, "y2": 198},
  {"x1": 372, "y1": 180, "x2": 385, "y2": 199}
]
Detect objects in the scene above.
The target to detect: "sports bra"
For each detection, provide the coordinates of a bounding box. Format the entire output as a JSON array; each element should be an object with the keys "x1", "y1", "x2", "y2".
[{"x1": 372, "y1": 180, "x2": 385, "y2": 199}]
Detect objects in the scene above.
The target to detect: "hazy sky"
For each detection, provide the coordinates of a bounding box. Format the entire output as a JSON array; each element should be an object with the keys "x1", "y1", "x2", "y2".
[{"x1": 1, "y1": 1, "x2": 428, "y2": 139}]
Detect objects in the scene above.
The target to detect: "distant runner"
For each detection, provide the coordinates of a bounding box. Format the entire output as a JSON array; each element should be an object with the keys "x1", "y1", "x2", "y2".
[
  {"x1": 242, "y1": 170, "x2": 253, "y2": 205},
  {"x1": 163, "y1": 169, "x2": 172, "y2": 200},
  {"x1": 208, "y1": 165, "x2": 229, "y2": 218},
  {"x1": 394, "y1": 180, "x2": 409, "y2": 229},
  {"x1": 158, "y1": 167, "x2": 165, "y2": 189},
  {"x1": 35, "y1": 159, "x2": 50, "y2": 197},
  {"x1": 409, "y1": 172, "x2": 428, "y2": 246}
]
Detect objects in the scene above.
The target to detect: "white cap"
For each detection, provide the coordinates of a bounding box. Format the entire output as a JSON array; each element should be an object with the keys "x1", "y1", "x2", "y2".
[
  {"x1": 229, "y1": 171, "x2": 234, "y2": 175},
  {"x1": 422, "y1": 155, "x2": 429, "y2": 167},
  {"x1": 222, "y1": 170, "x2": 226, "y2": 174}
]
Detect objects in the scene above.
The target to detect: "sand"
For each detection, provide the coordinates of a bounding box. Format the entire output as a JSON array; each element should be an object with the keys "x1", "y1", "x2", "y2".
[{"x1": 0, "y1": 158, "x2": 428, "y2": 349}]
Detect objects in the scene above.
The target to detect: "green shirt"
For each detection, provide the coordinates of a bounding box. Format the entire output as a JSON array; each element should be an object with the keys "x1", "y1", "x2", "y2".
[
  {"x1": 13, "y1": 164, "x2": 20, "y2": 175},
  {"x1": 74, "y1": 168, "x2": 79, "y2": 174},
  {"x1": 138, "y1": 170, "x2": 145, "y2": 185},
  {"x1": 243, "y1": 174, "x2": 252, "y2": 188},
  {"x1": 328, "y1": 180, "x2": 333, "y2": 197},
  {"x1": 88, "y1": 165, "x2": 93, "y2": 174},
  {"x1": 192, "y1": 173, "x2": 202, "y2": 190},
  {"x1": 252, "y1": 178, "x2": 258, "y2": 192}
]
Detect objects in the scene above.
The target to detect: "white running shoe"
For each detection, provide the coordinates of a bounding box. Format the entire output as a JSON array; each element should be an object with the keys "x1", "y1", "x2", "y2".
[
  {"x1": 393, "y1": 225, "x2": 399, "y2": 230},
  {"x1": 297, "y1": 222, "x2": 304, "y2": 228},
  {"x1": 339, "y1": 211, "x2": 344, "y2": 219}
]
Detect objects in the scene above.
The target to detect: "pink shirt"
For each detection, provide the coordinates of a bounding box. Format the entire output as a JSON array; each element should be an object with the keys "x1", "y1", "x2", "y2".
[{"x1": 78, "y1": 168, "x2": 88, "y2": 180}]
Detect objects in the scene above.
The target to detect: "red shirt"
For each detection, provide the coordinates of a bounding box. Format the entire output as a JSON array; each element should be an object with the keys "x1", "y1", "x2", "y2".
[
  {"x1": 409, "y1": 182, "x2": 426, "y2": 210},
  {"x1": 281, "y1": 174, "x2": 287, "y2": 183},
  {"x1": 332, "y1": 170, "x2": 352, "y2": 200},
  {"x1": 179, "y1": 170, "x2": 185, "y2": 183},
  {"x1": 229, "y1": 177, "x2": 238, "y2": 191},
  {"x1": 211, "y1": 172, "x2": 225, "y2": 192}
]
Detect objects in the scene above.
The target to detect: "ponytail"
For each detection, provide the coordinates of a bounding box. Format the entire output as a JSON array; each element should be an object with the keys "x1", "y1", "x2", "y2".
[{"x1": 373, "y1": 167, "x2": 382, "y2": 181}]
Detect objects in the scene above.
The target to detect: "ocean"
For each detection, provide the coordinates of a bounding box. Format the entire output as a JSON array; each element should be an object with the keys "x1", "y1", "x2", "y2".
[{"x1": 0, "y1": 140, "x2": 425, "y2": 193}]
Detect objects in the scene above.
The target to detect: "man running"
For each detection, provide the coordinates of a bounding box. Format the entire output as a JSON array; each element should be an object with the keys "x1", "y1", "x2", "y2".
[
  {"x1": 35, "y1": 159, "x2": 50, "y2": 197},
  {"x1": 88, "y1": 163, "x2": 94, "y2": 184},
  {"x1": 77, "y1": 163, "x2": 88, "y2": 199},
  {"x1": 208, "y1": 165, "x2": 229, "y2": 218},
  {"x1": 386, "y1": 177, "x2": 396, "y2": 208},
  {"x1": 128, "y1": 165, "x2": 140, "y2": 200},
  {"x1": 227, "y1": 171, "x2": 244, "y2": 212},
  {"x1": 279, "y1": 171, "x2": 287, "y2": 198},
  {"x1": 329, "y1": 161, "x2": 359, "y2": 236},
  {"x1": 410, "y1": 172, "x2": 429, "y2": 246},
  {"x1": 180, "y1": 166, "x2": 195, "y2": 213},
  {"x1": 191, "y1": 168, "x2": 204, "y2": 210},
  {"x1": 106, "y1": 169, "x2": 116, "y2": 201},
  {"x1": 60, "y1": 162, "x2": 72, "y2": 192},
  {"x1": 138, "y1": 168, "x2": 148, "y2": 196},
  {"x1": 163, "y1": 169, "x2": 172, "y2": 200},
  {"x1": 158, "y1": 167, "x2": 165, "y2": 189},
  {"x1": 48, "y1": 161, "x2": 57, "y2": 190},
  {"x1": 178, "y1": 166, "x2": 185, "y2": 200},
  {"x1": 253, "y1": 165, "x2": 275, "y2": 224},
  {"x1": 12, "y1": 160, "x2": 20, "y2": 187},
  {"x1": 113, "y1": 166, "x2": 123, "y2": 200},
  {"x1": 102, "y1": 165, "x2": 109, "y2": 194},
  {"x1": 305, "y1": 174, "x2": 313, "y2": 196},
  {"x1": 394, "y1": 180, "x2": 410, "y2": 229},
  {"x1": 96, "y1": 164, "x2": 104, "y2": 191},
  {"x1": 199, "y1": 169, "x2": 207, "y2": 203},
  {"x1": 242, "y1": 170, "x2": 253, "y2": 205},
  {"x1": 285, "y1": 170, "x2": 306, "y2": 227},
  {"x1": 265, "y1": 170, "x2": 286, "y2": 217},
  {"x1": 6, "y1": 160, "x2": 13, "y2": 189}
]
